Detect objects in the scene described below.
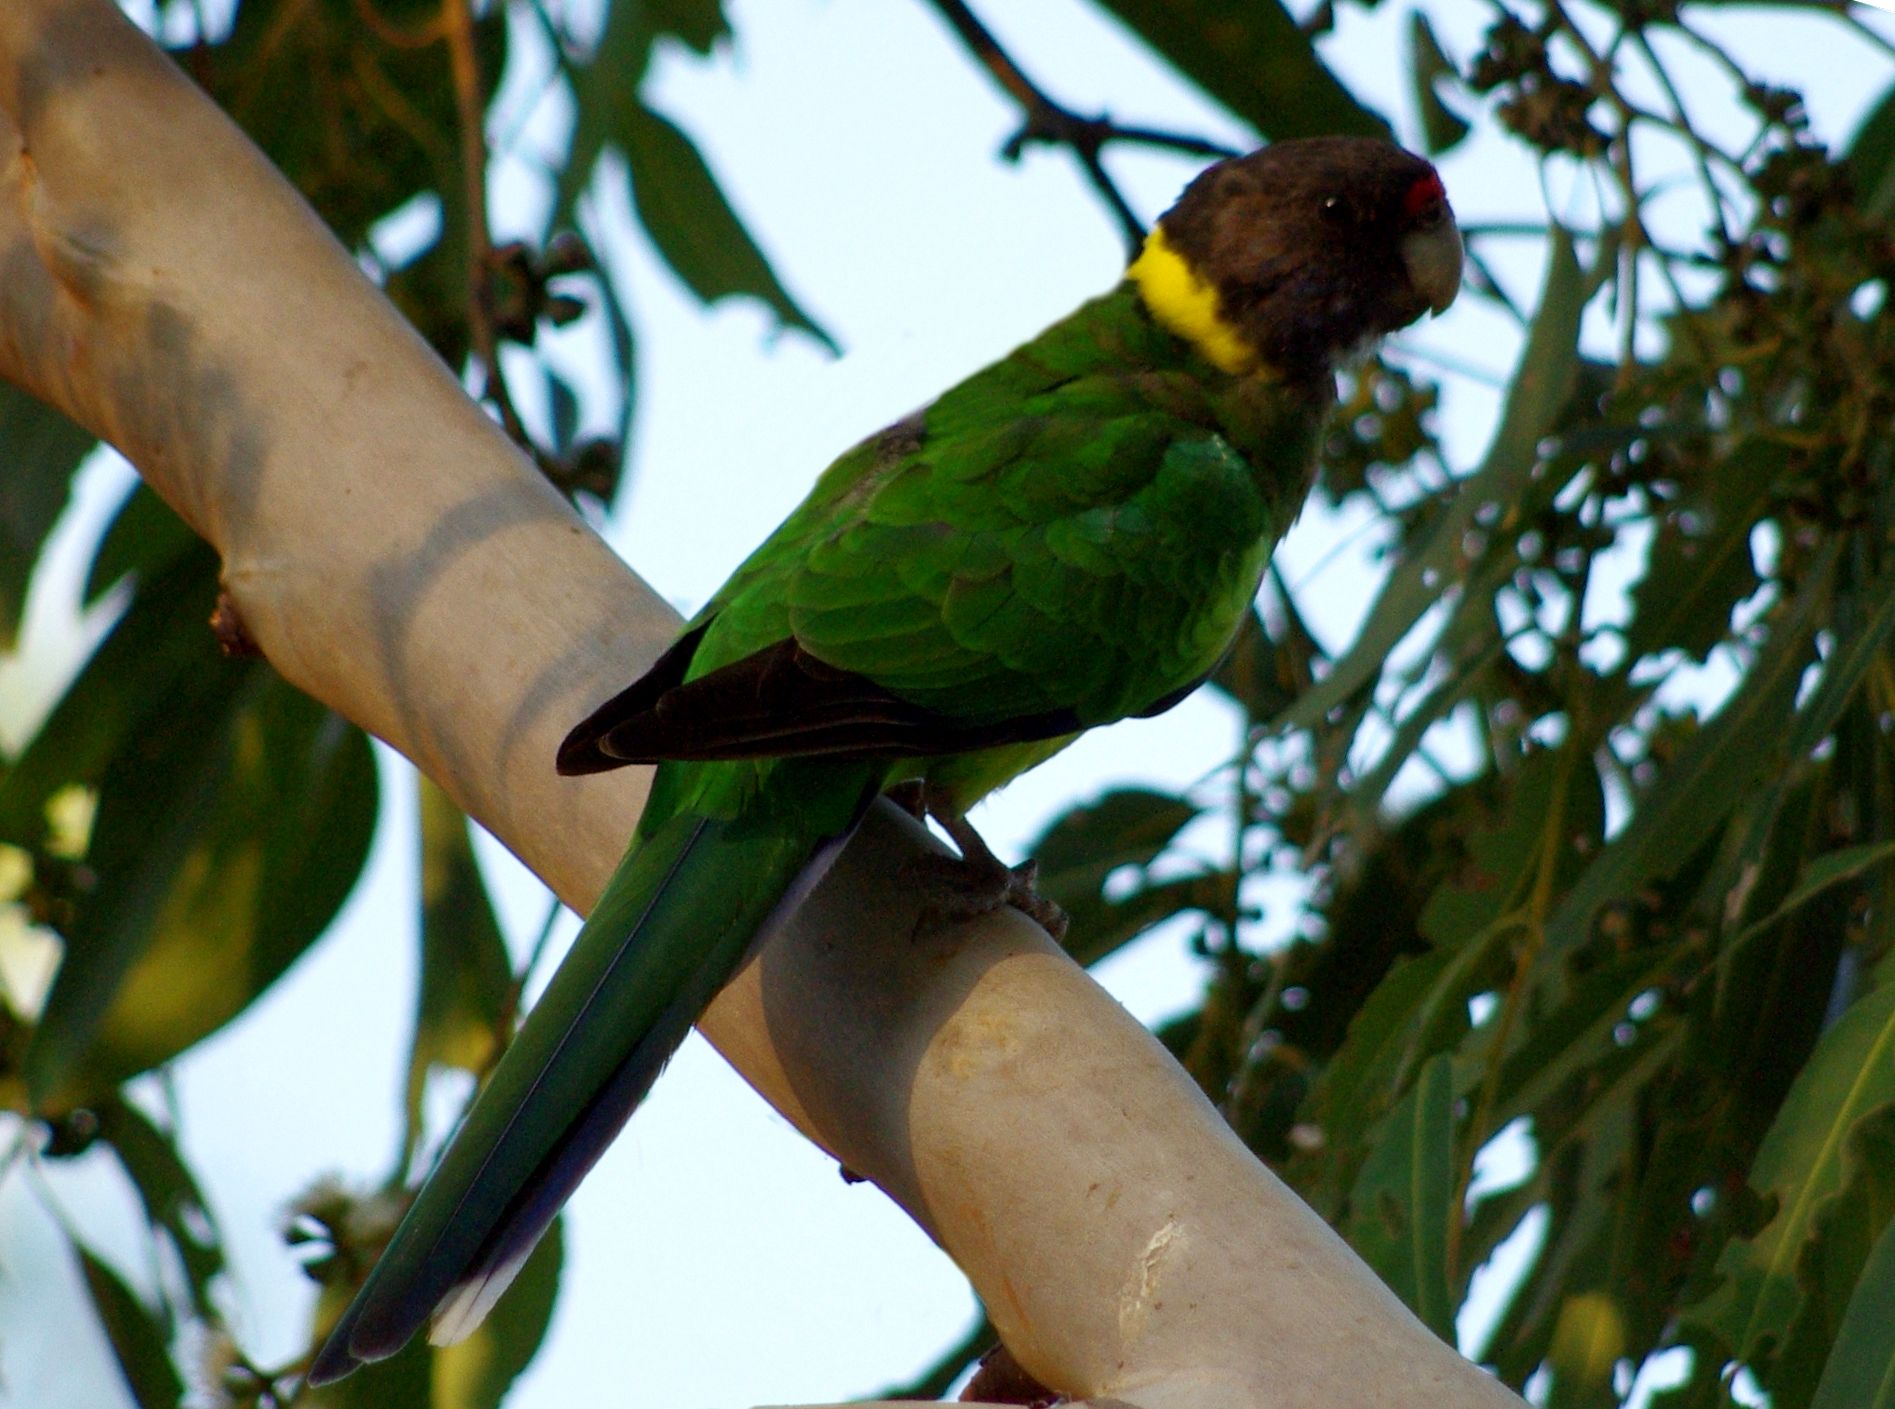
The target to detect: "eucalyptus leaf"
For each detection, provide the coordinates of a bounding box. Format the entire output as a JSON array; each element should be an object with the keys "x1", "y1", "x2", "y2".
[
  {"x1": 1545, "y1": 546, "x2": 1836, "y2": 960},
  {"x1": 405, "y1": 778, "x2": 514, "y2": 1170},
  {"x1": 69, "y1": 1238, "x2": 184, "y2": 1409},
  {"x1": 1696, "y1": 951, "x2": 1895, "y2": 1370},
  {"x1": 96, "y1": 1096, "x2": 225, "y2": 1318},
  {"x1": 25, "y1": 656, "x2": 378, "y2": 1109},
  {"x1": 1408, "y1": 12, "x2": 1470, "y2": 156},
  {"x1": 1809, "y1": 1201, "x2": 1895, "y2": 1409},
  {"x1": 1847, "y1": 77, "x2": 1895, "y2": 224},
  {"x1": 1092, "y1": 0, "x2": 1387, "y2": 140},
  {"x1": 1342, "y1": 1051, "x2": 1457, "y2": 1337},
  {"x1": 0, "y1": 383, "x2": 94, "y2": 650},
  {"x1": 621, "y1": 101, "x2": 836, "y2": 351},
  {"x1": 433, "y1": 1219, "x2": 564, "y2": 1409}
]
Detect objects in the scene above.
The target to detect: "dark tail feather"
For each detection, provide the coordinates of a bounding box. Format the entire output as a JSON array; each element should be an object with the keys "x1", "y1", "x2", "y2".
[{"x1": 307, "y1": 779, "x2": 872, "y2": 1385}]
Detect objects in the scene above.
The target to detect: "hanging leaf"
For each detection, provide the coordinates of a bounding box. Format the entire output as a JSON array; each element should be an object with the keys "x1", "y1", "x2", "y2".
[
  {"x1": 69, "y1": 1238, "x2": 185, "y2": 1409},
  {"x1": 1408, "y1": 12, "x2": 1470, "y2": 156},
  {"x1": 1342, "y1": 1051, "x2": 1458, "y2": 1337},
  {"x1": 21, "y1": 545, "x2": 378, "y2": 1110},
  {"x1": 1808, "y1": 1203, "x2": 1895, "y2": 1409},
  {"x1": 1696, "y1": 952, "x2": 1895, "y2": 1377},
  {"x1": 1295, "y1": 933, "x2": 1508, "y2": 1214},
  {"x1": 1544, "y1": 547, "x2": 1837, "y2": 960},
  {"x1": 1623, "y1": 441, "x2": 1779, "y2": 667},
  {"x1": 96, "y1": 1096, "x2": 226, "y2": 1318},
  {"x1": 1846, "y1": 77, "x2": 1895, "y2": 224},
  {"x1": 433, "y1": 1219, "x2": 564, "y2": 1409},
  {"x1": 1092, "y1": 0, "x2": 1387, "y2": 140},
  {"x1": 307, "y1": 1217, "x2": 563, "y2": 1409},
  {"x1": 620, "y1": 101, "x2": 836, "y2": 351},
  {"x1": 1419, "y1": 742, "x2": 1604, "y2": 948},
  {"x1": 0, "y1": 383, "x2": 95, "y2": 650},
  {"x1": 83, "y1": 485, "x2": 200, "y2": 607},
  {"x1": 1029, "y1": 786, "x2": 1217, "y2": 965},
  {"x1": 404, "y1": 778, "x2": 515, "y2": 1169}
]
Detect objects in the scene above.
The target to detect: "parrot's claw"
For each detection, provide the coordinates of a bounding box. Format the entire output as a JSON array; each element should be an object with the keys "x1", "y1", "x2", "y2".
[
  {"x1": 884, "y1": 779, "x2": 928, "y2": 820},
  {"x1": 960, "y1": 1344, "x2": 1061, "y2": 1408},
  {"x1": 897, "y1": 785, "x2": 1069, "y2": 941},
  {"x1": 903, "y1": 851, "x2": 1070, "y2": 941}
]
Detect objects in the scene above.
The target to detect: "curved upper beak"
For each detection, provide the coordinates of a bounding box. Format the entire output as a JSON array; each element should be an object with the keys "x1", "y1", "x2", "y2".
[{"x1": 1403, "y1": 208, "x2": 1464, "y2": 317}]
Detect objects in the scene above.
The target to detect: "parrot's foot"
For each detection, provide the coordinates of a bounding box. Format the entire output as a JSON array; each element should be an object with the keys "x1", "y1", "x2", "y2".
[
  {"x1": 895, "y1": 785, "x2": 1069, "y2": 941},
  {"x1": 905, "y1": 851, "x2": 1069, "y2": 940}
]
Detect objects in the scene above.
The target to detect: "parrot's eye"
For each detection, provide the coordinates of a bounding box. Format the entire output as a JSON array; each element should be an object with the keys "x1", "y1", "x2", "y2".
[{"x1": 1320, "y1": 195, "x2": 1346, "y2": 221}]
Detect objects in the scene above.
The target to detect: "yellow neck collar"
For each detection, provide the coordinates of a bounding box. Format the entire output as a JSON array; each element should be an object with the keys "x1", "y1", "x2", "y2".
[{"x1": 1128, "y1": 225, "x2": 1261, "y2": 378}]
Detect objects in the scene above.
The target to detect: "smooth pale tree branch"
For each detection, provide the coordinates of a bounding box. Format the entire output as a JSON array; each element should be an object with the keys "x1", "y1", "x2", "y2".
[{"x1": 0, "y1": 3, "x2": 1523, "y2": 1406}]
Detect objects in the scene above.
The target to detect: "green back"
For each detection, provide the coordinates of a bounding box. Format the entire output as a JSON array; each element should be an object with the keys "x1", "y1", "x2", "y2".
[{"x1": 687, "y1": 285, "x2": 1326, "y2": 747}]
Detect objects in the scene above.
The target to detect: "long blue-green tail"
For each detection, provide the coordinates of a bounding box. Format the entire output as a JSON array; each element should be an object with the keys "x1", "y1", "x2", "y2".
[{"x1": 308, "y1": 764, "x2": 878, "y2": 1383}]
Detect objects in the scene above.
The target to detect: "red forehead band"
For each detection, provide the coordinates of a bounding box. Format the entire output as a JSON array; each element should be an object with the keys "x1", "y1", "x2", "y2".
[{"x1": 1404, "y1": 170, "x2": 1447, "y2": 218}]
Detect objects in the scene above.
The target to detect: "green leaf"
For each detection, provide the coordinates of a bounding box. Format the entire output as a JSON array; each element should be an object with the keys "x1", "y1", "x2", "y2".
[
  {"x1": 1342, "y1": 1051, "x2": 1457, "y2": 1337},
  {"x1": 1810, "y1": 1205, "x2": 1895, "y2": 1409},
  {"x1": 0, "y1": 383, "x2": 95, "y2": 650},
  {"x1": 1031, "y1": 786, "x2": 1200, "y2": 894},
  {"x1": 306, "y1": 1320, "x2": 431, "y2": 1409},
  {"x1": 96, "y1": 1097, "x2": 225, "y2": 1318},
  {"x1": 1697, "y1": 951, "x2": 1895, "y2": 1371},
  {"x1": 1546, "y1": 1290, "x2": 1630, "y2": 1402},
  {"x1": 1297, "y1": 930, "x2": 1509, "y2": 1214},
  {"x1": 24, "y1": 609, "x2": 378, "y2": 1108},
  {"x1": 554, "y1": 0, "x2": 826, "y2": 350},
  {"x1": 1718, "y1": 841, "x2": 1895, "y2": 974},
  {"x1": 1091, "y1": 0, "x2": 1387, "y2": 140},
  {"x1": 547, "y1": 367, "x2": 581, "y2": 456},
  {"x1": 1205, "y1": 604, "x2": 1299, "y2": 725},
  {"x1": 554, "y1": 0, "x2": 656, "y2": 224},
  {"x1": 85, "y1": 484, "x2": 200, "y2": 605},
  {"x1": 0, "y1": 545, "x2": 222, "y2": 848},
  {"x1": 1278, "y1": 225, "x2": 1591, "y2": 733},
  {"x1": 69, "y1": 1238, "x2": 184, "y2": 1409},
  {"x1": 1847, "y1": 78, "x2": 1895, "y2": 224},
  {"x1": 405, "y1": 778, "x2": 514, "y2": 1169},
  {"x1": 637, "y1": 0, "x2": 730, "y2": 55},
  {"x1": 1781, "y1": 564, "x2": 1895, "y2": 763},
  {"x1": 1407, "y1": 13, "x2": 1470, "y2": 156},
  {"x1": 204, "y1": 0, "x2": 507, "y2": 256},
  {"x1": 1493, "y1": 948, "x2": 1680, "y2": 1127},
  {"x1": 621, "y1": 101, "x2": 835, "y2": 350},
  {"x1": 1772, "y1": 1107, "x2": 1895, "y2": 1409}
]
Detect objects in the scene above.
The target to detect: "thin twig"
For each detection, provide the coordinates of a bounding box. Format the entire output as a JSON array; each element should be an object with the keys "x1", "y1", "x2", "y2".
[
  {"x1": 443, "y1": 0, "x2": 530, "y2": 447},
  {"x1": 924, "y1": 0, "x2": 1237, "y2": 255}
]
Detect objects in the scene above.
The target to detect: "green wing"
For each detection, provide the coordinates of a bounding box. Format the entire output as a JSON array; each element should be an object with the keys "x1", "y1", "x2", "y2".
[{"x1": 692, "y1": 286, "x2": 1319, "y2": 737}]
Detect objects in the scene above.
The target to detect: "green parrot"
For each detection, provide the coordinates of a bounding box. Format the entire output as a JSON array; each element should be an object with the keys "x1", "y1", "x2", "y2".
[{"x1": 308, "y1": 134, "x2": 1461, "y2": 1383}]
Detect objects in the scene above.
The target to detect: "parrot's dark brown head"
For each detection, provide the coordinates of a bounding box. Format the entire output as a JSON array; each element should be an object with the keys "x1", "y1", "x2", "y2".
[{"x1": 1130, "y1": 136, "x2": 1462, "y2": 384}]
